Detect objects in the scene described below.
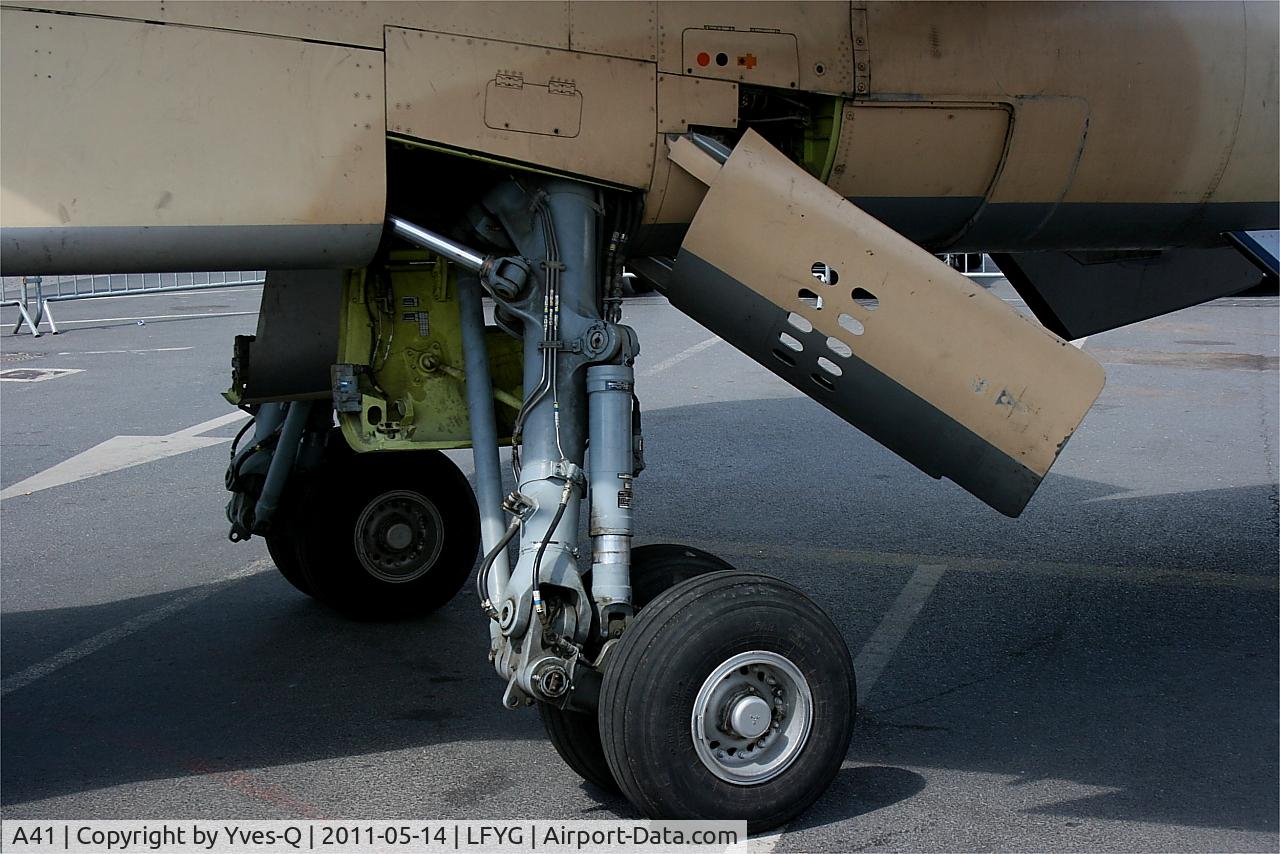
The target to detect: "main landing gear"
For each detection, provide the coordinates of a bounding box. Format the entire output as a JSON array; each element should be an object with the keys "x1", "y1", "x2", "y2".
[
  {"x1": 387, "y1": 177, "x2": 856, "y2": 830},
  {"x1": 222, "y1": 171, "x2": 856, "y2": 828}
]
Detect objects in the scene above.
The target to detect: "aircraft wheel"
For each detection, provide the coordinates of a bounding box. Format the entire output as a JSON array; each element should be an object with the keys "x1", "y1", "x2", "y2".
[
  {"x1": 598, "y1": 571, "x2": 855, "y2": 832},
  {"x1": 264, "y1": 428, "x2": 356, "y2": 598},
  {"x1": 294, "y1": 450, "x2": 480, "y2": 620},
  {"x1": 539, "y1": 706, "x2": 619, "y2": 793},
  {"x1": 539, "y1": 544, "x2": 735, "y2": 793},
  {"x1": 266, "y1": 528, "x2": 311, "y2": 595}
]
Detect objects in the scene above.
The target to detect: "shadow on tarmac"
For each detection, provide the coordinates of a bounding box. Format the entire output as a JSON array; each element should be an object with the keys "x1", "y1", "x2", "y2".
[{"x1": 2, "y1": 396, "x2": 1276, "y2": 835}]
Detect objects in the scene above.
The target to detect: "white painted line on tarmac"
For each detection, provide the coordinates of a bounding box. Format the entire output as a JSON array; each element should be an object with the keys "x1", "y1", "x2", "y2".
[
  {"x1": 640, "y1": 335, "x2": 721, "y2": 378},
  {"x1": 55, "y1": 347, "x2": 194, "y2": 356},
  {"x1": 734, "y1": 563, "x2": 947, "y2": 851},
  {"x1": 0, "y1": 410, "x2": 250, "y2": 500},
  {"x1": 1071, "y1": 336, "x2": 1090, "y2": 350},
  {"x1": 0, "y1": 560, "x2": 270, "y2": 698},
  {"x1": 176, "y1": 409, "x2": 250, "y2": 437},
  {"x1": 0, "y1": 368, "x2": 83, "y2": 383},
  {"x1": 727, "y1": 827, "x2": 786, "y2": 854},
  {"x1": 0, "y1": 435, "x2": 226, "y2": 499},
  {"x1": 52, "y1": 310, "x2": 256, "y2": 324},
  {"x1": 853, "y1": 563, "x2": 948, "y2": 704}
]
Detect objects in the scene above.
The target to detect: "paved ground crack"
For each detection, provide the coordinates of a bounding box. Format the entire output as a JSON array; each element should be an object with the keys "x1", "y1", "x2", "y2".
[{"x1": 871, "y1": 597, "x2": 1080, "y2": 716}]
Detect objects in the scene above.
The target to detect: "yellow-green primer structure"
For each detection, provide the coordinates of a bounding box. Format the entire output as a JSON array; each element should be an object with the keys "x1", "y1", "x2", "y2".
[{"x1": 335, "y1": 253, "x2": 524, "y2": 452}]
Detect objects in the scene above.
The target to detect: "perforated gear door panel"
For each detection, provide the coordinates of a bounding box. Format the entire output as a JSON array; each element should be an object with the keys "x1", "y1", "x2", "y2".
[{"x1": 665, "y1": 130, "x2": 1105, "y2": 517}]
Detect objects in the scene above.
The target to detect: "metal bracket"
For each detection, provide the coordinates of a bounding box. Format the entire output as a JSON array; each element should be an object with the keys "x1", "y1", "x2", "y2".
[
  {"x1": 331, "y1": 363, "x2": 363, "y2": 413},
  {"x1": 482, "y1": 256, "x2": 531, "y2": 300},
  {"x1": 501, "y1": 672, "x2": 532, "y2": 709}
]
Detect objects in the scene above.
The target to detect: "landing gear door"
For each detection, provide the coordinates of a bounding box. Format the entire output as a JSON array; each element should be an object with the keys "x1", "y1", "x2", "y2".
[{"x1": 665, "y1": 130, "x2": 1105, "y2": 517}]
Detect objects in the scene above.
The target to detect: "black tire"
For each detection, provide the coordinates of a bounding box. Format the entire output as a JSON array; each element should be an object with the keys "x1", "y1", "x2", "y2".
[
  {"x1": 539, "y1": 544, "x2": 735, "y2": 793},
  {"x1": 539, "y1": 706, "x2": 619, "y2": 793},
  {"x1": 263, "y1": 428, "x2": 357, "y2": 599},
  {"x1": 293, "y1": 449, "x2": 480, "y2": 620},
  {"x1": 266, "y1": 528, "x2": 311, "y2": 595},
  {"x1": 627, "y1": 544, "x2": 736, "y2": 605},
  {"x1": 598, "y1": 571, "x2": 855, "y2": 832}
]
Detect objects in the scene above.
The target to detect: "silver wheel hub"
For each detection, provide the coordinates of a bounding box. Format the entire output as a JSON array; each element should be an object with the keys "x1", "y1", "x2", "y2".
[
  {"x1": 691, "y1": 650, "x2": 814, "y2": 785},
  {"x1": 729, "y1": 695, "x2": 772, "y2": 739},
  {"x1": 385, "y1": 522, "x2": 414, "y2": 550},
  {"x1": 352, "y1": 490, "x2": 444, "y2": 584}
]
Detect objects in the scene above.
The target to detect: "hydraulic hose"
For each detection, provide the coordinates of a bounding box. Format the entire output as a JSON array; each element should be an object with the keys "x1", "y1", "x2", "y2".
[
  {"x1": 531, "y1": 481, "x2": 574, "y2": 625},
  {"x1": 477, "y1": 517, "x2": 522, "y2": 620}
]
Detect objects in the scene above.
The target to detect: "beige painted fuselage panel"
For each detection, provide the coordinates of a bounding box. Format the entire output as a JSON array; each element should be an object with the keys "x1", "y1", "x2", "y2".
[
  {"x1": 384, "y1": 28, "x2": 658, "y2": 190},
  {"x1": 0, "y1": 1, "x2": 1275, "y2": 272},
  {"x1": 0, "y1": 7, "x2": 387, "y2": 270}
]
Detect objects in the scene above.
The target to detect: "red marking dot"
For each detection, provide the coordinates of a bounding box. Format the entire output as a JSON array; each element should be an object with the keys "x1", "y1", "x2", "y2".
[{"x1": 696, "y1": 51, "x2": 711, "y2": 67}]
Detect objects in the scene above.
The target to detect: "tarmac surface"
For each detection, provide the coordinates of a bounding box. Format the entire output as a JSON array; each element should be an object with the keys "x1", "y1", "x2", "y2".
[{"x1": 1, "y1": 282, "x2": 1277, "y2": 852}]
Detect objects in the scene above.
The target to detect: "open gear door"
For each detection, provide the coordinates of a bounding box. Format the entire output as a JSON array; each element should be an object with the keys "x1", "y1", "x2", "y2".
[{"x1": 664, "y1": 130, "x2": 1105, "y2": 517}]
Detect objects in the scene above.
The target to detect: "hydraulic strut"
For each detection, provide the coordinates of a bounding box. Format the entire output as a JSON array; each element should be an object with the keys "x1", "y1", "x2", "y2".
[{"x1": 390, "y1": 185, "x2": 639, "y2": 710}]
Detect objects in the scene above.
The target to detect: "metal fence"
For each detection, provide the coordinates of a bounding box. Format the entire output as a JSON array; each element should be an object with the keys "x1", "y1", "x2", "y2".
[
  {"x1": 3, "y1": 256, "x2": 1006, "y2": 336},
  {"x1": 940, "y1": 254, "x2": 1005, "y2": 277},
  {"x1": 1, "y1": 271, "x2": 264, "y2": 302},
  {"x1": 2, "y1": 271, "x2": 265, "y2": 336}
]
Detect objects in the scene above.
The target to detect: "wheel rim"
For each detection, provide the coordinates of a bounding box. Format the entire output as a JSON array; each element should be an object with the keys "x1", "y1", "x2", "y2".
[
  {"x1": 352, "y1": 489, "x2": 445, "y2": 583},
  {"x1": 690, "y1": 650, "x2": 814, "y2": 785}
]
